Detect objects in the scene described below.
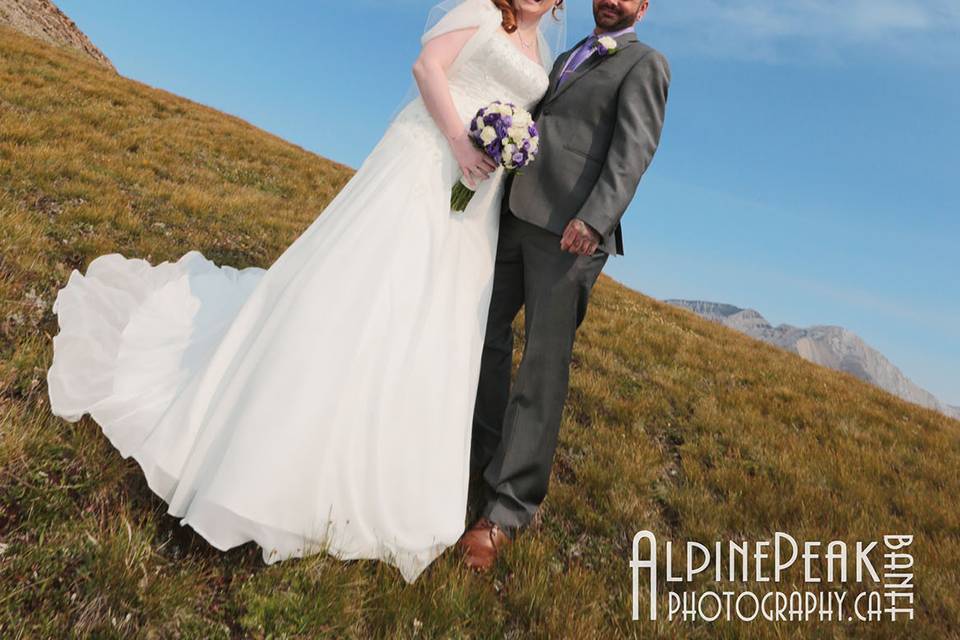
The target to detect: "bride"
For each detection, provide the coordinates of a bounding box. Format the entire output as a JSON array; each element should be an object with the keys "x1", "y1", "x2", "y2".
[{"x1": 46, "y1": 0, "x2": 565, "y2": 583}]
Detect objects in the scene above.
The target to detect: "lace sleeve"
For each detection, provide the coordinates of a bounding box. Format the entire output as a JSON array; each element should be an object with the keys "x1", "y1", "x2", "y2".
[{"x1": 387, "y1": 0, "x2": 502, "y2": 124}]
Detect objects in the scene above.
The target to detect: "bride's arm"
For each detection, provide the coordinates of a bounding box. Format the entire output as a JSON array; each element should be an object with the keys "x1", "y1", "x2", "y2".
[{"x1": 412, "y1": 28, "x2": 497, "y2": 189}]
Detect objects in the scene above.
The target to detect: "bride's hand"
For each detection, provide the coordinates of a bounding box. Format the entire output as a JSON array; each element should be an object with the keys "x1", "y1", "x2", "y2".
[
  {"x1": 411, "y1": 28, "x2": 497, "y2": 189},
  {"x1": 450, "y1": 132, "x2": 497, "y2": 189}
]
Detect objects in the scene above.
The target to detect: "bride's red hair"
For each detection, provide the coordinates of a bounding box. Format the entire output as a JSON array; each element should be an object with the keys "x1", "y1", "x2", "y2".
[{"x1": 490, "y1": 0, "x2": 564, "y2": 34}]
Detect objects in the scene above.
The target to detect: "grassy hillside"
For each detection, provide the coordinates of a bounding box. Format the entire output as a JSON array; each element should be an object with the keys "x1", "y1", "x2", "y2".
[{"x1": 2, "y1": 25, "x2": 958, "y2": 639}]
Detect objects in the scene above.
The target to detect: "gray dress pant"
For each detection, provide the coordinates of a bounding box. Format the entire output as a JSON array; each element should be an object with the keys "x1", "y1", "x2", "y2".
[{"x1": 470, "y1": 208, "x2": 608, "y2": 531}]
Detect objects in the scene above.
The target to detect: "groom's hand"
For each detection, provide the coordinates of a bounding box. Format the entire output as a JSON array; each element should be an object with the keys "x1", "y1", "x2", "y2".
[{"x1": 560, "y1": 219, "x2": 602, "y2": 256}]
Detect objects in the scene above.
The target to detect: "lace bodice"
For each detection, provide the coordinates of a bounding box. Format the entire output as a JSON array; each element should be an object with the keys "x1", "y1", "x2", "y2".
[
  {"x1": 448, "y1": 30, "x2": 550, "y2": 118},
  {"x1": 392, "y1": 29, "x2": 550, "y2": 142}
]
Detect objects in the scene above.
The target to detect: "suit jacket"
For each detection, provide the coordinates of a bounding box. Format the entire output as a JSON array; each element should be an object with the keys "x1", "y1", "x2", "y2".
[{"x1": 505, "y1": 30, "x2": 671, "y2": 255}]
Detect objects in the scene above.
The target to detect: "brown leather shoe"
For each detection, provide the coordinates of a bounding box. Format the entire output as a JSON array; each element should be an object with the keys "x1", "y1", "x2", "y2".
[{"x1": 456, "y1": 516, "x2": 513, "y2": 572}]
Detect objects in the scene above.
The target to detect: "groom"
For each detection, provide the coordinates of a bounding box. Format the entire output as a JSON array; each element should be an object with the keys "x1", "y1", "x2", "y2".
[{"x1": 457, "y1": 0, "x2": 671, "y2": 571}]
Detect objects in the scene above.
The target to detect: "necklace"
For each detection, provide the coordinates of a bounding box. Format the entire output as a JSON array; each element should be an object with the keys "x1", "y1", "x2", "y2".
[{"x1": 517, "y1": 30, "x2": 532, "y2": 50}]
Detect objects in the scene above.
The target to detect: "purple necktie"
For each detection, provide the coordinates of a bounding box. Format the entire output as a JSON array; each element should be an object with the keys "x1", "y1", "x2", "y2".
[{"x1": 558, "y1": 35, "x2": 599, "y2": 86}]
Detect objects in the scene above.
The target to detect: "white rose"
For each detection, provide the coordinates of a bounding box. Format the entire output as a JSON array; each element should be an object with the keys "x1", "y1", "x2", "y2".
[
  {"x1": 480, "y1": 126, "x2": 498, "y2": 145},
  {"x1": 598, "y1": 36, "x2": 617, "y2": 51}
]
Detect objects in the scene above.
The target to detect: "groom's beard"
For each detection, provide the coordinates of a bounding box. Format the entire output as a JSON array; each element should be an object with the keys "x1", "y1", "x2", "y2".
[{"x1": 593, "y1": 3, "x2": 634, "y2": 31}]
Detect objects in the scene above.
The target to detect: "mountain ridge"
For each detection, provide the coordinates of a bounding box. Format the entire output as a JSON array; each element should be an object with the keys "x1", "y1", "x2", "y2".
[
  {"x1": 0, "y1": 0, "x2": 114, "y2": 70},
  {"x1": 666, "y1": 298, "x2": 960, "y2": 420}
]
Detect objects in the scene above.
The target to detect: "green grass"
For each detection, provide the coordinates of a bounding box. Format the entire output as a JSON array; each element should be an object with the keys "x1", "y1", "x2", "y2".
[{"x1": 2, "y1": 25, "x2": 958, "y2": 639}]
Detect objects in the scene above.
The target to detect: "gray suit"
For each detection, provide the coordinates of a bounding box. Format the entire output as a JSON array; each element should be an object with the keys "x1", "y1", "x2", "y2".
[
  {"x1": 509, "y1": 30, "x2": 671, "y2": 256},
  {"x1": 469, "y1": 30, "x2": 671, "y2": 532}
]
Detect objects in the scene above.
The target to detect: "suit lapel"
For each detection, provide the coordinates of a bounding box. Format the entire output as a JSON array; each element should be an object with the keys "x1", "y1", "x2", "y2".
[
  {"x1": 544, "y1": 36, "x2": 586, "y2": 103},
  {"x1": 545, "y1": 31, "x2": 638, "y2": 106}
]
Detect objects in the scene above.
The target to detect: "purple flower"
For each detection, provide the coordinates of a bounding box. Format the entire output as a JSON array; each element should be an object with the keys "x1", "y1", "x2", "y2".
[
  {"x1": 464, "y1": 101, "x2": 538, "y2": 173},
  {"x1": 595, "y1": 36, "x2": 619, "y2": 57}
]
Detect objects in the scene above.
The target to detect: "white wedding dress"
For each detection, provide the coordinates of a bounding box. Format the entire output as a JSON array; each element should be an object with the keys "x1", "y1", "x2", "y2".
[{"x1": 46, "y1": 1, "x2": 550, "y2": 583}]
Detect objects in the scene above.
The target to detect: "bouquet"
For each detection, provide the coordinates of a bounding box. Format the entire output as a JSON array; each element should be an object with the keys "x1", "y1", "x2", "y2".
[{"x1": 450, "y1": 101, "x2": 540, "y2": 212}]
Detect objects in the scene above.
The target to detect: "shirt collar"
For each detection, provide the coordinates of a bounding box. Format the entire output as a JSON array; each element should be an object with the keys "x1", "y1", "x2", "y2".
[{"x1": 591, "y1": 25, "x2": 636, "y2": 40}]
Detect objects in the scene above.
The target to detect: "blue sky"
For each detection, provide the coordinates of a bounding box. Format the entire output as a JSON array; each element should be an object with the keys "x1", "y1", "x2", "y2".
[{"x1": 57, "y1": 0, "x2": 959, "y2": 405}]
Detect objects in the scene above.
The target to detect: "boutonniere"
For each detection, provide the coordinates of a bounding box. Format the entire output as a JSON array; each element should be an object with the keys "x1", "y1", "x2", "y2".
[{"x1": 596, "y1": 36, "x2": 619, "y2": 57}]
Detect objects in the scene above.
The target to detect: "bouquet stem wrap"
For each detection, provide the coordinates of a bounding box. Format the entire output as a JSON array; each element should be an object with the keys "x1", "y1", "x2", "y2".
[{"x1": 450, "y1": 177, "x2": 476, "y2": 211}]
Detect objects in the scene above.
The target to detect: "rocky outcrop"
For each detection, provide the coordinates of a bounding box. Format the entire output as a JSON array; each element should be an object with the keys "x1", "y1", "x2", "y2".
[
  {"x1": 667, "y1": 299, "x2": 957, "y2": 420},
  {"x1": 0, "y1": 0, "x2": 114, "y2": 70}
]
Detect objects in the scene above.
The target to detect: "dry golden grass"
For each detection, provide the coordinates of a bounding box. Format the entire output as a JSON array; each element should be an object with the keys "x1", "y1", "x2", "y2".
[{"x1": 1, "y1": 25, "x2": 958, "y2": 638}]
